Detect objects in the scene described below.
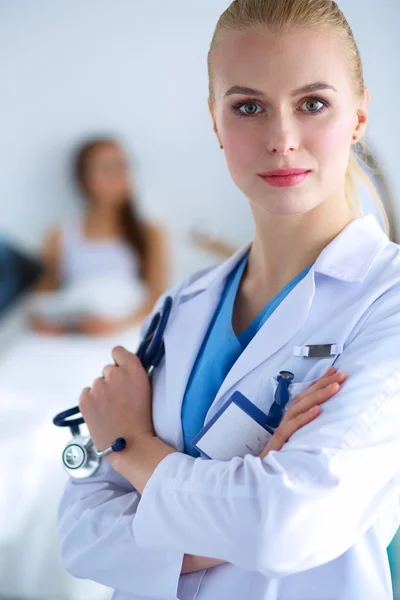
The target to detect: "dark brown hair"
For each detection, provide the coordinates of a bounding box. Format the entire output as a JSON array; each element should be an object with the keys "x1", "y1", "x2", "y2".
[{"x1": 74, "y1": 138, "x2": 148, "y2": 279}]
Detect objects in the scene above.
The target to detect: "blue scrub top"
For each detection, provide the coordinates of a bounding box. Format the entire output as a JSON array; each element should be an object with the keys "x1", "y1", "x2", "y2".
[{"x1": 181, "y1": 253, "x2": 312, "y2": 457}]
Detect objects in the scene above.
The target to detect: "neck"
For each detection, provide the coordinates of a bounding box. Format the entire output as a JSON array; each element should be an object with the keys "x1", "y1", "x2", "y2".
[
  {"x1": 85, "y1": 201, "x2": 122, "y2": 236},
  {"x1": 246, "y1": 193, "x2": 354, "y2": 295}
]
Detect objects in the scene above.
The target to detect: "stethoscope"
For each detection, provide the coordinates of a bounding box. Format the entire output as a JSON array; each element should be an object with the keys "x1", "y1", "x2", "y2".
[
  {"x1": 53, "y1": 296, "x2": 173, "y2": 479},
  {"x1": 53, "y1": 292, "x2": 294, "y2": 478}
]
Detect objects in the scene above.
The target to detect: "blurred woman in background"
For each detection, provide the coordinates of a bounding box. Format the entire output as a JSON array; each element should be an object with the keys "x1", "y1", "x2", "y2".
[{"x1": 30, "y1": 138, "x2": 168, "y2": 336}]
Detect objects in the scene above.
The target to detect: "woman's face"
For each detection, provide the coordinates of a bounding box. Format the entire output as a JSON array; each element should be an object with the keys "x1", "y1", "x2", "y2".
[
  {"x1": 83, "y1": 144, "x2": 132, "y2": 207},
  {"x1": 209, "y1": 27, "x2": 369, "y2": 216}
]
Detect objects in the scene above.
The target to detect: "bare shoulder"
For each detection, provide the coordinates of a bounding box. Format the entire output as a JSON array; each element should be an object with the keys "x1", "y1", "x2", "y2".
[
  {"x1": 143, "y1": 222, "x2": 166, "y2": 243},
  {"x1": 34, "y1": 225, "x2": 64, "y2": 290},
  {"x1": 142, "y1": 223, "x2": 168, "y2": 256},
  {"x1": 42, "y1": 225, "x2": 62, "y2": 254}
]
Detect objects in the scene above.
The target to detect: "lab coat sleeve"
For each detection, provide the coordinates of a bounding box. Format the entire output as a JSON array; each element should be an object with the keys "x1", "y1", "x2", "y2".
[
  {"x1": 58, "y1": 279, "x2": 214, "y2": 598},
  {"x1": 58, "y1": 458, "x2": 187, "y2": 599},
  {"x1": 132, "y1": 285, "x2": 400, "y2": 578}
]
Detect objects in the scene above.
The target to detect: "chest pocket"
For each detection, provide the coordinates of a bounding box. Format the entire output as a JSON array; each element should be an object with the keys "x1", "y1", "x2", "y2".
[
  {"x1": 287, "y1": 341, "x2": 345, "y2": 394},
  {"x1": 243, "y1": 340, "x2": 345, "y2": 423},
  {"x1": 288, "y1": 380, "x2": 320, "y2": 406},
  {"x1": 257, "y1": 376, "x2": 320, "y2": 417}
]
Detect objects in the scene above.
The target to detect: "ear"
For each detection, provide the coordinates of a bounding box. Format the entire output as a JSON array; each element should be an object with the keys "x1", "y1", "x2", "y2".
[
  {"x1": 208, "y1": 98, "x2": 222, "y2": 146},
  {"x1": 352, "y1": 87, "x2": 370, "y2": 144}
]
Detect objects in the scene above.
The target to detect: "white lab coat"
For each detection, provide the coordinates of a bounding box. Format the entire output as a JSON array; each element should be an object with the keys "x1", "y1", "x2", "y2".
[{"x1": 58, "y1": 215, "x2": 400, "y2": 600}]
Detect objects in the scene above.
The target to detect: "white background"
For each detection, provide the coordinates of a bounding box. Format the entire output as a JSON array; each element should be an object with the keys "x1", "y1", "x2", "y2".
[{"x1": 0, "y1": 0, "x2": 399, "y2": 281}]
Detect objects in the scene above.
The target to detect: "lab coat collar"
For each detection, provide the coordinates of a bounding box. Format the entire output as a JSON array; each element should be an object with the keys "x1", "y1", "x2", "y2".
[
  {"x1": 180, "y1": 244, "x2": 252, "y2": 298},
  {"x1": 166, "y1": 215, "x2": 388, "y2": 428},
  {"x1": 314, "y1": 214, "x2": 388, "y2": 283},
  {"x1": 181, "y1": 215, "x2": 388, "y2": 299}
]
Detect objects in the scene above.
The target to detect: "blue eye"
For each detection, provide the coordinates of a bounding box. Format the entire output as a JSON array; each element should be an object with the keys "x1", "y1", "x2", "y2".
[
  {"x1": 300, "y1": 98, "x2": 327, "y2": 113},
  {"x1": 235, "y1": 102, "x2": 263, "y2": 117}
]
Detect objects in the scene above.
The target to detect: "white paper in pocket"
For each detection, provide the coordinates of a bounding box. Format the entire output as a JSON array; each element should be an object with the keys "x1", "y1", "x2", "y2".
[{"x1": 192, "y1": 392, "x2": 274, "y2": 461}]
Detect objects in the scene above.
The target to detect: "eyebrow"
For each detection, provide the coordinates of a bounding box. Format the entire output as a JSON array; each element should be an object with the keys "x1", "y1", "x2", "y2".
[{"x1": 224, "y1": 82, "x2": 338, "y2": 98}]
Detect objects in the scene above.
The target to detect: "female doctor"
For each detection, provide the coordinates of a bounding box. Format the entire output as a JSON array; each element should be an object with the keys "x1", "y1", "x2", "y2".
[{"x1": 58, "y1": 1, "x2": 400, "y2": 599}]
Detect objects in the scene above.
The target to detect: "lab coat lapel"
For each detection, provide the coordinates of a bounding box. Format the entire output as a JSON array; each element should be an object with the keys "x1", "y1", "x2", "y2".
[
  {"x1": 162, "y1": 285, "x2": 223, "y2": 450},
  {"x1": 212, "y1": 270, "x2": 316, "y2": 411},
  {"x1": 162, "y1": 245, "x2": 251, "y2": 450}
]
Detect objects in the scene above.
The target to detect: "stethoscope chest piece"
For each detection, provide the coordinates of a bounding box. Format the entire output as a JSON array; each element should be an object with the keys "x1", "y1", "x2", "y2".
[
  {"x1": 54, "y1": 295, "x2": 173, "y2": 479},
  {"x1": 62, "y1": 435, "x2": 101, "y2": 479}
]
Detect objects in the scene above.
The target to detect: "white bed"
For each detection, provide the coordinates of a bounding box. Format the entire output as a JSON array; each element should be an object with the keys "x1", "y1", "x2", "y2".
[{"x1": 0, "y1": 299, "x2": 141, "y2": 600}]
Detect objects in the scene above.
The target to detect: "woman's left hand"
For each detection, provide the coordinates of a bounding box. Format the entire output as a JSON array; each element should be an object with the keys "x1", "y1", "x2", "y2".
[{"x1": 79, "y1": 346, "x2": 154, "y2": 454}]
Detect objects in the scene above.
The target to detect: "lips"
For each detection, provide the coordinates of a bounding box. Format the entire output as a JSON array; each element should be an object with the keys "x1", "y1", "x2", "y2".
[
  {"x1": 258, "y1": 169, "x2": 311, "y2": 188},
  {"x1": 259, "y1": 168, "x2": 310, "y2": 177}
]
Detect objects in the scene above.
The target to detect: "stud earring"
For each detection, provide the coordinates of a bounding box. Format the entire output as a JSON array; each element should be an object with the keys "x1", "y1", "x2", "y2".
[{"x1": 220, "y1": 144, "x2": 224, "y2": 150}]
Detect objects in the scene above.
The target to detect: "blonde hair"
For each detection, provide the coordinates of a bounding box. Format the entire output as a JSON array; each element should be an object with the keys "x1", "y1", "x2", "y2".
[{"x1": 207, "y1": 0, "x2": 389, "y2": 235}]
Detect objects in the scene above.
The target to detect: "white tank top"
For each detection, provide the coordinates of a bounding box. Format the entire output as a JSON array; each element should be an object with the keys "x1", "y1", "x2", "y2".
[{"x1": 59, "y1": 221, "x2": 140, "y2": 285}]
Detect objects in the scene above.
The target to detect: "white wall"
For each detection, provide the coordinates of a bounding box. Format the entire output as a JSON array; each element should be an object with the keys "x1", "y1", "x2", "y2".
[{"x1": 0, "y1": 0, "x2": 399, "y2": 281}]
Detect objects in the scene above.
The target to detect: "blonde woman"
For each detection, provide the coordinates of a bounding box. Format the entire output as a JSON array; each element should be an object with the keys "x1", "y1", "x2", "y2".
[{"x1": 58, "y1": 2, "x2": 400, "y2": 599}]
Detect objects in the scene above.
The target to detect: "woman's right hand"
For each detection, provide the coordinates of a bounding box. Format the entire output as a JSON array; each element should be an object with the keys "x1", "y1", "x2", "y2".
[{"x1": 260, "y1": 367, "x2": 346, "y2": 459}]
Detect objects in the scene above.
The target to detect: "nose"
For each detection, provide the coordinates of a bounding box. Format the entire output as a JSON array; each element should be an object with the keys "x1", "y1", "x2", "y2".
[{"x1": 265, "y1": 117, "x2": 299, "y2": 156}]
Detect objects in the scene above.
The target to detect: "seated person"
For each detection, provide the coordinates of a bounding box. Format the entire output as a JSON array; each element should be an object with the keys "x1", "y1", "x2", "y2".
[{"x1": 30, "y1": 137, "x2": 168, "y2": 336}]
